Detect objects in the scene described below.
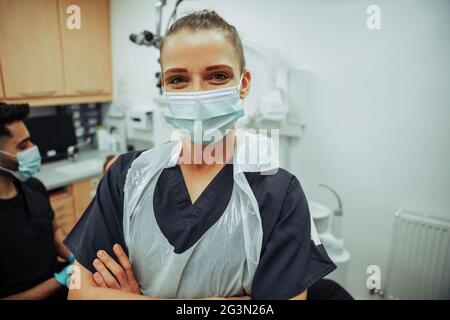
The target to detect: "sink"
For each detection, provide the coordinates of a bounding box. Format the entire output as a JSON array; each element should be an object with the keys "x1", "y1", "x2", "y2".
[
  {"x1": 54, "y1": 158, "x2": 104, "y2": 177},
  {"x1": 308, "y1": 201, "x2": 331, "y2": 220}
]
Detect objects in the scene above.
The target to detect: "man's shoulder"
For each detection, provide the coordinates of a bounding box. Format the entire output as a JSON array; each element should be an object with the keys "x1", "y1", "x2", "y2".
[{"x1": 22, "y1": 177, "x2": 47, "y2": 194}]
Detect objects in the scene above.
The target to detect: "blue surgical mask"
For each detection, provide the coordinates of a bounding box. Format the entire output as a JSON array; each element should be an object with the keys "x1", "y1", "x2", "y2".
[
  {"x1": 163, "y1": 76, "x2": 245, "y2": 145},
  {"x1": 0, "y1": 145, "x2": 42, "y2": 181}
]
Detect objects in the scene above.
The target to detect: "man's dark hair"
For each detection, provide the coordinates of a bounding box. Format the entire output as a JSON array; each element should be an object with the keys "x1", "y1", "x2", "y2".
[{"x1": 0, "y1": 102, "x2": 30, "y2": 138}]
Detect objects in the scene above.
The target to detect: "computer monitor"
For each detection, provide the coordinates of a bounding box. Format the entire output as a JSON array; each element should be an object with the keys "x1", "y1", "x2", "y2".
[{"x1": 25, "y1": 114, "x2": 77, "y2": 163}]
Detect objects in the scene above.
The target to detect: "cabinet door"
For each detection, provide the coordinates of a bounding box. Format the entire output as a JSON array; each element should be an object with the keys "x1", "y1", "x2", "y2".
[
  {"x1": 0, "y1": 0, "x2": 65, "y2": 98},
  {"x1": 72, "y1": 176, "x2": 99, "y2": 220},
  {"x1": 50, "y1": 192, "x2": 76, "y2": 234},
  {"x1": 0, "y1": 69, "x2": 4, "y2": 98},
  {"x1": 58, "y1": 0, "x2": 112, "y2": 96}
]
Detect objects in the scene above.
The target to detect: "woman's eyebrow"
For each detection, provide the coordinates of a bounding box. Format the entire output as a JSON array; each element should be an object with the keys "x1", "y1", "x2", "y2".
[
  {"x1": 205, "y1": 64, "x2": 233, "y2": 71},
  {"x1": 163, "y1": 65, "x2": 233, "y2": 77},
  {"x1": 164, "y1": 68, "x2": 188, "y2": 76}
]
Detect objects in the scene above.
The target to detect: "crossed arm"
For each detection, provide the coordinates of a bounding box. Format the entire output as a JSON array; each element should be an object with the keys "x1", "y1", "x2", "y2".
[
  {"x1": 68, "y1": 244, "x2": 249, "y2": 300},
  {"x1": 68, "y1": 244, "x2": 307, "y2": 300}
]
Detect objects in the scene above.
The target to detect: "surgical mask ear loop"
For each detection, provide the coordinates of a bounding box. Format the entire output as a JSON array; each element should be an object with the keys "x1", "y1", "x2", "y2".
[
  {"x1": 238, "y1": 73, "x2": 244, "y2": 91},
  {"x1": 0, "y1": 149, "x2": 18, "y2": 167},
  {"x1": 237, "y1": 72, "x2": 248, "y2": 98},
  {"x1": 0, "y1": 149, "x2": 16, "y2": 158},
  {"x1": 0, "y1": 149, "x2": 17, "y2": 177}
]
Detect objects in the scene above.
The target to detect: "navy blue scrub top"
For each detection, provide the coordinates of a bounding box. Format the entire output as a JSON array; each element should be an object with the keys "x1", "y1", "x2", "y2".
[{"x1": 64, "y1": 150, "x2": 336, "y2": 300}]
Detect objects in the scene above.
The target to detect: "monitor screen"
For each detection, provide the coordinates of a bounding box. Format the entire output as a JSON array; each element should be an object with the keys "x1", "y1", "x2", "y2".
[{"x1": 25, "y1": 114, "x2": 77, "y2": 163}]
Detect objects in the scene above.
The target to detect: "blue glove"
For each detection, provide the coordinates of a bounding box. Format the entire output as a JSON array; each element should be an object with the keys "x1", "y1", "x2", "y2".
[{"x1": 54, "y1": 254, "x2": 75, "y2": 287}]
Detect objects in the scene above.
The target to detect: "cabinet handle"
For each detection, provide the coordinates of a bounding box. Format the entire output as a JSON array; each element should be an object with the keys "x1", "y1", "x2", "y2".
[
  {"x1": 19, "y1": 90, "x2": 57, "y2": 97},
  {"x1": 76, "y1": 89, "x2": 105, "y2": 95}
]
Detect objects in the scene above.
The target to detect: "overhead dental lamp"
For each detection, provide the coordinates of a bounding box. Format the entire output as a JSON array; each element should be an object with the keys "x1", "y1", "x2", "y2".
[
  {"x1": 128, "y1": 0, "x2": 184, "y2": 93},
  {"x1": 129, "y1": 0, "x2": 184, "y2": 49}
]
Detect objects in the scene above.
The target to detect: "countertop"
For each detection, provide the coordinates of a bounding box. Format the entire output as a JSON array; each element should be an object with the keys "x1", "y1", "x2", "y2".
[{"x1": 35, "y1": 148, "x2": 113, "y2": 191}]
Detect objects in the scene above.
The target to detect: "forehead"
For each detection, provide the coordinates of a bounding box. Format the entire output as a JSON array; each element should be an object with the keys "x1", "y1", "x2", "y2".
[
  {"x1": 161, "y1": 29, "x2": 240, "y2": 72},
  {"x1": 3, "y1": 121, "x2": 29, "y2": 146}
]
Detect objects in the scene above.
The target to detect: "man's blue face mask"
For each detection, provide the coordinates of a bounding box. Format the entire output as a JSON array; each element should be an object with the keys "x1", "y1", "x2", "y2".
[
  {"x1": 163, "y1": 75, "x2": 245, "y2": 145},
  {"x1": 0, "y1": 145, "x2": 42, "y2": 181}
]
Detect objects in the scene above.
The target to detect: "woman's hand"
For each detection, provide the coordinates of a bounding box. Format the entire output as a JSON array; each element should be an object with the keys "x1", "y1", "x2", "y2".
[
  {"x1": 92, "y1": 244, "x2": 141, "y2": 295},
  {"x1": 91, "y1": 244, "x2": 250, "y2": 300}
]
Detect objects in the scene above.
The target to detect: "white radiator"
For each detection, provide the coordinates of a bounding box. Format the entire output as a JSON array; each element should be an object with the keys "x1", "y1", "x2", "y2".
[{"x1": 385, "y1": 209, "x2": 450, "y2": 300}]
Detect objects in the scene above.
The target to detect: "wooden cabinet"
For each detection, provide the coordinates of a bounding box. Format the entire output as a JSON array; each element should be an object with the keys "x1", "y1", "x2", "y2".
[
  {"x1": 49, "y1": 175, "x2": 100, "y2": 233},
  {"x1": 58, "y1": 0, "x2": 112, "y2": 97},
  {"x1": 50, "y1": 189, "x2": 75, "y2": 235},
  {"x1": 0, "y1": 68, "x2": 4, "y2": 98},
  {"x1": 0, "y1": 0, "x2": 65, "y2": 99},
  {"x1": 0, "y1": 0, "x2": 112, "y2": 107},
  {"x1": 72, "y1": 176, "x2": 99, "y2": 219}
]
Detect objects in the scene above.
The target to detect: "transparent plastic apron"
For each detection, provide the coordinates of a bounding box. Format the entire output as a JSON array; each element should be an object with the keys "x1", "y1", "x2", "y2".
[{"x1": 123, "y1": 132, "x2": 271, "y2": 298}]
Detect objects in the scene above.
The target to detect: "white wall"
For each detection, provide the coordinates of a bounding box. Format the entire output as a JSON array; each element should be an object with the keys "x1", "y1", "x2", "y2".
[
  {"x1": 109, "y1": 0, "x2": 450, "y2": 299},
  {"x1": 109, "y1": 0, "x2": 161, "y2": 111}
]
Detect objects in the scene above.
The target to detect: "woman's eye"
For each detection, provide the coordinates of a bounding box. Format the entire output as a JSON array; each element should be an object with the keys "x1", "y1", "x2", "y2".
[
  {"x1": 167, "y1": 76, "x2": 187, "y2": 85},
  {"x1": 209, "y1": 72, "x2": 230, "y2": 82}
]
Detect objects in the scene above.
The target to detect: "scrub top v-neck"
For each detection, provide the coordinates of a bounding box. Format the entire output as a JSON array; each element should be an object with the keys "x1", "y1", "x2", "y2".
[
  {"x1": 65, "y1": 149, "x2": 337, "y2": 300},
  {"x1": 153, "y1": 164, "x2": 234, "y2": 254}
]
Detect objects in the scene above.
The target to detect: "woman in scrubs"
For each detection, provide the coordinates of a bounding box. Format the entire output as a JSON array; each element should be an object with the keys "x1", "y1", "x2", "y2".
[{"x1": 65, "y1": 10, "x2": 336, "y2": 300}]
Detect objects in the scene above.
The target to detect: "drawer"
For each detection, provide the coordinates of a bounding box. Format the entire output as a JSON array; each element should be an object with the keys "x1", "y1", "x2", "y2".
[
  {"x1": 50, "y1": 196, "x2": 73, "y2": 212},
  {"x1": 55, "y1": 209, "x2": 75, "y2": 234}
]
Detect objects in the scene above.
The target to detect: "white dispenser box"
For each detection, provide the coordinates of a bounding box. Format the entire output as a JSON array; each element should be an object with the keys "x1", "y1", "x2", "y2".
[{"x1": 126, "y1": 110, "x2": 153, "y2": 130}]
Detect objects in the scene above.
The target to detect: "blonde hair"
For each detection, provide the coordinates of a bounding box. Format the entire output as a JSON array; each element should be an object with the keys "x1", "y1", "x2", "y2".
[{"x1": 160, "y1": 10, "x2": 246, "y2": 74}]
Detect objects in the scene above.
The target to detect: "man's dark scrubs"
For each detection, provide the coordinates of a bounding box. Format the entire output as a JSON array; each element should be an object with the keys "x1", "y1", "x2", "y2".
[
  {"x1": 0, "y1": 178, "x2": 61, "y2": 299},
  {"x1": 65, "y1": 151, "x2": 337, "y2": 300}
]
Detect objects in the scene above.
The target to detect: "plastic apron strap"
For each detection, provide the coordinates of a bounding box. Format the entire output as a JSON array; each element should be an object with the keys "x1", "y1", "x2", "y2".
[
  {"x1": 232, "y1": 130, "x2": 279, "y2": 281},
  {"x1": 233, "y1": 171, "x2": 263, "y2": 280},
  {"x1": 123, "y1": 141, "x2": 182, "y2": 255}
]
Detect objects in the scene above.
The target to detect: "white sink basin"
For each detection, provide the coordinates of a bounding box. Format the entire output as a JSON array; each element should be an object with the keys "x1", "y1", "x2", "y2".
[
  {"x1": 308, "y1": 201, "x2": 331, "y2": 220},
  {"x1": 54, "y1": 158, "x2": 104, "y2": 177}
]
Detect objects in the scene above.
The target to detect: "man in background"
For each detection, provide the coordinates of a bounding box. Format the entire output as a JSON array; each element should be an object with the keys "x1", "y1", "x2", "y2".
[{"x1": 0, "y1": 102, "x2": 73, "y2": 299}]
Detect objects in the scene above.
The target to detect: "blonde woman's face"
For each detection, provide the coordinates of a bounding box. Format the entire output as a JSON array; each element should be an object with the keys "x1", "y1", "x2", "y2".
[{"x1": 161, "y1": 29, "x2": 251, "y2": 98}]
